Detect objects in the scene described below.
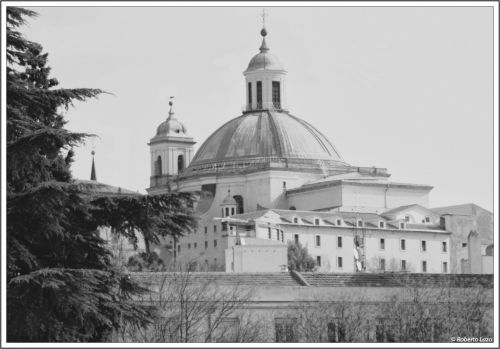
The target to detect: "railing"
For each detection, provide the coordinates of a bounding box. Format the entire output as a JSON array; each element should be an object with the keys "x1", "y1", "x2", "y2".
[
  {"x1": 243, "y1": 102, "x2": 289, "y2": 113},
  {"x1": 150, "y1": 175, "x2": 172, "y2": 188}
]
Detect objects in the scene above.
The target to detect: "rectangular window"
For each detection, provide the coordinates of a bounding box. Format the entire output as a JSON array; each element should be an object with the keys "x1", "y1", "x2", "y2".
[
  {"x1": 294, "y1": 234, "x2": 299, "y2": 244},
  {"x1": 337, "y1": 257, "x2": 343, "y2": 269},
  {"x1": 380, "y1": 258, "x2": 386, "y2": 271},
  {"x1": 194, "y1": 242, "x2": 197, "y2": 249},
  {"x1": 327, "y1": 320, "x2": 346, "y2": 343},
  {"x1": 272, "y1": 81, "x2": 281, "y2": 109},
  {"x1": 188, "y1": 243, "x2": 191, "y2": 249},
  {"x1": 421, "y1": 240, "x2": 427, "y2": 252},
  {"x1": 214, "y1": 225, "x2": 217, "y2": 233},
  {"x1": 205, "y1": 241, "x2": 208, "y2": 249},
  {"x1": 442, "y1": 262, "x2": 448, "y2": 273},
  {"x1": 316, "y1": 256, "x2": 321, "y2": 267},
  {"x1": 293, "y1": 217, "x2": 298, "y2": 224},
  {"x1": 336, "y1": 219, "x2": 341, "y2": 226},
  {"x1": 425, "y1": 216, "x2": 431, "y2": 223},
  {"x1": 375, "y1": 318, "x2": 396, "y2": 342},
  {"x1": 400, "y1": 222, "x2": 405, "y2": 229},
  {"x1": 405, "y1": 215, "x2": 410, "y2": 222},
  {"x1": 275, "y1": 318, "x2": 297, "y2": 342},
  {"x1": 380, "y1": 238, "x2": 385, "y2": 250},
  {"x1": 357, "y1": 220, "x2": 363, "y2": 227},
  {"x1": 314, "y1": 218, "x2": 320, "y2": 225},
  {"x1": 214, "y1": 240, "x2": 217, "y2": 248},
  {"x1": 222, "y1": 222, "x2": 228, "y2": 231},
  {"x1": 379, "y1": 221, "x2": 385, "y2": 228},
  {"x1": 316, "y1": 235, "x2": 321, "y2": 247},
  {"x1": 337, "y1": 236, "x2": 342, "y2": 248},
  {"x1": 247, "y1": 82, "x2": 252, "y2": 105},
  {"x1": 401, "y1": 259, "x2": 407, "y2": 271},
  {"x1": 178, "y1": 245, "x2": 181, "y2": 253},
  {"x1": 422, "y1": 260, "x2": 427, "y2": 272},
  {"x1": 231, "y1": 207, "x2": 235, "y2": 215},
  {"x1": 225, "y1": 207, "x2": 229, "y2": 217},
  {"x1": 400, "y1": 239, "x2": 406, "y2": 251},
  {"x1": 276, "y1": 229, "x2": 280, "y2": 240},
  {"x1": 268, "y1": 227, "x2": 272, "y2": 239},
  {"x1": 281, "y1": 230, "x2": 284, "y2": 242},
  {"x1": 213, "y1": 317, "x2": 240, "y2": 342},
  {"x1": 204, "y1": 226, "x2": 208, "y2": 234},
  {"x1": 442, "y1": 241, "x2": 447, "y2": 252},
  {"x1": 256, "y1": 81, "x2": 262, "y2": 109}
]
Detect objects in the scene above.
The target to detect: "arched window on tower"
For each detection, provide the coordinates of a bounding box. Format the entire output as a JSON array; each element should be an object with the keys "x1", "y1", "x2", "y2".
[
  {"x1": 155, "y1": 155, "x2": 162, "y2": 176},
  {"x1": 233, "y1": 195, "x2": 244, "y2": 214},
  {"x1": 177, "y1": 154, "x2": 184, "y2": 173}
]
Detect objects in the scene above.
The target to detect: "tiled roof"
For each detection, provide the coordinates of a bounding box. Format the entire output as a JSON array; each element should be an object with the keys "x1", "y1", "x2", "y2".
[
  {"x1": 382, "y1": 204, "x2": 421, "y2": 215},
  {"x1": 130, "y1": 272, "x2": 493, "y2": 289},
  {"x1": 132, "y1": 272, "x2": 301, "y2": 287},
  {"x1": 300, "y1": 273, "x2": 493, "y2": 288},
  {"x1": 432, "y1": 203, "x2": 492, "y2": 216},
  {"x1": 74, "y1": 179, "x2": 140, "y2": 196},
  {"x1": 229, "y1": 210, "x2": 272, "y2": 221}
]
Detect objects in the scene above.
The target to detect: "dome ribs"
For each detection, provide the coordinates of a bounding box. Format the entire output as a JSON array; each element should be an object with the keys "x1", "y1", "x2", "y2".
[{"x1": 266, "y1": 110, "x2": 284, "y2": 158}]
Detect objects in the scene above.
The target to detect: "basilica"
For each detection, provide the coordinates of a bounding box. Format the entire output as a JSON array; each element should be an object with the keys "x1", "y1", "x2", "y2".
[{"x1": 145, "y1": 24, "x2": 493, "y2": 274}]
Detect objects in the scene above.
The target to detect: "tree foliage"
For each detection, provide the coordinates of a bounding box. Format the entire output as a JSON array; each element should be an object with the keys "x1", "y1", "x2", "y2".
[
  {"x1": 287, "y1": 241, "x2": 316, "y2": 272},
  {"x1": 6, "y1": 7, "x2": 197, "y2": 342}
]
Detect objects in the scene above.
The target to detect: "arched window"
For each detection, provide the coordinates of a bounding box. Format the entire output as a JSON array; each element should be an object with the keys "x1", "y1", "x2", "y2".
[
  {"x1": 233, "y1": 195, "x2": 244, "y2": 214},
  {"x1": 177, "y1": 154, "x2": 184, "y2": 172},
  {"x1": 155, "y1": 155, "x2": 162, "y2": 176}
]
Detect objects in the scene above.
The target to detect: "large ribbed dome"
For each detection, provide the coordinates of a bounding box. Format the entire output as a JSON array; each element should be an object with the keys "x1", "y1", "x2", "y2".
[{"x1": 188, "y1": 111, "x2": 346, "y2": 168}]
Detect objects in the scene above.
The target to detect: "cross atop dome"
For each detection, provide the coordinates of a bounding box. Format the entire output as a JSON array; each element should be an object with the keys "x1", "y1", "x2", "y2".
[{"x1": 168, "y1": 96, "x2": 175, "y2": 119}]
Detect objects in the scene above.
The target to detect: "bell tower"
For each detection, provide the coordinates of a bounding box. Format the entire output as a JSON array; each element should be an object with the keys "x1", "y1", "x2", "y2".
[{"x1": 147, "y1": 98, "x2": 196, "y2": 192}]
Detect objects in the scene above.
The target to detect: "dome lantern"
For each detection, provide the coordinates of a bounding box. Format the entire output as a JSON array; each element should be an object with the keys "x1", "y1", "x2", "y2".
[
  {"x1": 244, "y1": 16, "x2": 287, "y2": 113},
  {"x1": 221, "y1": 189, "x2": 238, "y2": 218}
]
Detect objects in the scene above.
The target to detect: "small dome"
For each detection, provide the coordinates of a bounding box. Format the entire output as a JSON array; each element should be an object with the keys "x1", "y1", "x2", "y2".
[
  {"x1": 221, "y1": 191, "x2": 237, "y2": 206},
  {"x1": 245, "y1": 51, "x2": 284, "y2": 72},
  {"x1": 156, "y1": 116, "x2": 188, "y2": 136}
]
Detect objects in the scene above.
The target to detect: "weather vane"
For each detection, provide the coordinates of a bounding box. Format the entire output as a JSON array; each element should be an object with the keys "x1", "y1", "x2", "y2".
[
  {"x1": 169, "y1": 96, "x2": 175, "y2": 107},
  {"x1": 261, "y1": 8, "x2": 267, "y2": 28}
]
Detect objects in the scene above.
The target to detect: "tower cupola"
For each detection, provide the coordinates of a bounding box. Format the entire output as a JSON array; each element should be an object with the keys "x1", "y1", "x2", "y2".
[
  {"x1": 243, "y1": 19, "x2": 288, "y2": 112},
  {"x1": 221, "y1": 189, "x2": 238, "y2": 217},
  {"x1": 147, "y1": 97, "x2": 196, "y2": 192}
]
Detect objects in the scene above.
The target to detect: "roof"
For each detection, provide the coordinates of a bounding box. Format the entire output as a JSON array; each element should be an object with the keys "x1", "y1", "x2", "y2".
[
  {"x1": 300, "y1": 273, "x2": 493, "y2": 288},
  {"x1": 244, "y1": 30, "x2": 285, "y2": 72},
  {"x1": 132, "y1": 272, "x2": 300, "y2": 287},
  {"x1": 287, "y1": 178, "x2": 433, "y2": 195},
  {"x1": 188, "y1": 111, "x2": 346, "y2": 170},
  {"x1": 130, "y1": 272, "x2": 493, "y2": 289},
  {"x1": 74, "y1": 179, "x2": 140, "y2": 196},
  {"x1": 432, "y1": 203, "x2": 492, "y2": 216},
  {"x1": 229, "y1": 209, "x2": 449, "y2": 233}
]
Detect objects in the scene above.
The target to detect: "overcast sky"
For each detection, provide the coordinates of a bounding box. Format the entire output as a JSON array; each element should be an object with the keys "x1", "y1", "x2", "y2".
[{"x1": 19, "y1": 5, "x2": 494, "y2": 211}]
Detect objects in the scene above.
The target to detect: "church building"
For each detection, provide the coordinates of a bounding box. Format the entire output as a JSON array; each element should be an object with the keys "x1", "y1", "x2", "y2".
[{"x1": 146, "y1": 24, "x2": 493, "y2": 274}]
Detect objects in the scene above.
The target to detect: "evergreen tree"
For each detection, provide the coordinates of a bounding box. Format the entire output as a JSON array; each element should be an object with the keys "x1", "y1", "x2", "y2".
[
  {"x1": 6, "y1": 7, "x2": 197, "y2": 342},
  {"x1": 287, "y1": 241, "x2": 317, "y2": 272}
]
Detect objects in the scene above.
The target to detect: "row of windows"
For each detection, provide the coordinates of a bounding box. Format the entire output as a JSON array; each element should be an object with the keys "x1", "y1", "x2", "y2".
[
  {"x1": 316, "y1": 256, "x2": 343, "y2": 269},
  {"x1": 268, "y1": 227, "x2": 284, "y2": 242},
  {"x1": 404, "y1": 215, "x2": 432, "y2": 223},
  {"x1": 303, "y1": 235, "x2": 447, "y2": 253},
  {"x1": 179, "y1": 240, "x2": 218, "y2": 253},
  {"x1": 383, "y1": 239, "x2": 447, "y2": 253},
  {"x1": 378, "y1": 258, "x2": 448, "y2": 273},
  {"x1": 203, "y1": 225, "x2": 219, "y2": 234},
  {"x1": 290, "y1": 217, "x2": 409, "y2": 230},
  {"x1": 153, "y1": 154, "x2": 184, "y2": 176},
  {"x1": 247, "y1": 81, "x2": 281, "y2": 109}
]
